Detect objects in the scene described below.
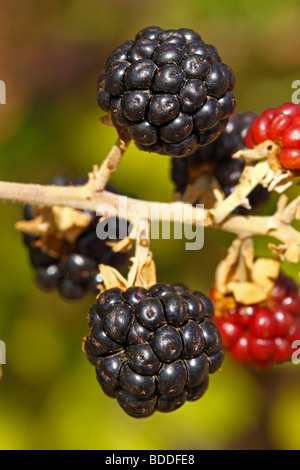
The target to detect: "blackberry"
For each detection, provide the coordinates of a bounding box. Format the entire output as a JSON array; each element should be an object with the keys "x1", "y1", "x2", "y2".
[
  {"x1": 97, "y1": 26, "x2": 236, "y2": 157},
  {"x1": 171, "y1": 111, "x2": 270, "y2": 213},
  {"x1": 22, "y1": 176, "x2": 131, "y2": 300},
  {"x1": 83, "y1": 283, "x2": 224, "y2": 418},
  {"x1": 211, "y1": 273, "x2": 300, "y2": 369}
]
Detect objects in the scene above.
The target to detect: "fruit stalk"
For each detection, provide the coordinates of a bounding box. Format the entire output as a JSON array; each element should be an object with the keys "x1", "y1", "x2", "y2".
[{"x1": 92, "y1": 136, "x2": 130, "y2": 191}]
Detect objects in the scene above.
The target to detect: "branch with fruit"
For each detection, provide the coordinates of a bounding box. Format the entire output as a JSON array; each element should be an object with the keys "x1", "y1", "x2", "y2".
[{"x1": 0, "y1": 26, "x2": 299, "y2": 419}]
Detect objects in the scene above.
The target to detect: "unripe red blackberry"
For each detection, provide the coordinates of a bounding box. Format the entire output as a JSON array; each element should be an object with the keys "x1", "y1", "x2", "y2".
[
  {"x1": 171, "y1": 111, "x2": 270, "y2": 213},
  {"x1": 245, "y1": 103, "x2": 300, "y2": 170},
  {"x1": 211, "y1": 273, "x2": 300, "y2": 369},
  {"x1": 22, "y1": 176, "x2": 131, "y2": 300},
  {"x1": 97, "y1": 26, "x2": 236, "y2": 157},
  {"x1": 83, "y1": 283, "x2": 224, "y2": 418}
]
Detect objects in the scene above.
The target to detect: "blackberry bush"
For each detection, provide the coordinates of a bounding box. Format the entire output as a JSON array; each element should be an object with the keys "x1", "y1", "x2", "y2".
[
  {"x1": 97, "y1": 26, "x2": 236, "y2": 157},
  {"x1": 83, "y1": 283, "x2": 224, "y2": 417},
  {"x1": 0, "y1": 24, "x2": 300, "y2": 429}
]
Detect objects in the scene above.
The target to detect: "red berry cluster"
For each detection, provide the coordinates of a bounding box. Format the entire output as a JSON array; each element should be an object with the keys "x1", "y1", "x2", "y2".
[
  {"x1": 245, "y1": 103, "x2": 300, "y2": 170},
  {"x1": 211, "y1": 274, "x2": 300, "y2": 369}
]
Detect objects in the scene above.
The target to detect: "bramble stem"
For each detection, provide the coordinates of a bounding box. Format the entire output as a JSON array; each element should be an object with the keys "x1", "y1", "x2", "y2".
[{"x1": 0, "y1": 179, "x2": 299, "y2": 264}]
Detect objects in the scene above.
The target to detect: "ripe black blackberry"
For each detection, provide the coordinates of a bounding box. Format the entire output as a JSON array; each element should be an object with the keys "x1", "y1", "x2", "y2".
[
  {"x1": 83, "y1": 282, "x2": 224, "y2": 418},
  {"x1": 97, "y1": 26, "x2": 236, "y2": 157},
  {"x1": 22, "y1": 176, "x2": 130, "y2": 300},
  {"x1": 171, "y1": 111, "x2": 270, "y2": 213}
]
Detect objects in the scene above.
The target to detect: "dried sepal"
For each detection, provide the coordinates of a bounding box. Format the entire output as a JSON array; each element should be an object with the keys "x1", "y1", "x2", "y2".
[
  {"x1": 213, "y1": 159, "x2": 271, "y2": 223},
  {"x1": 99, "y1": 114, "x2": 114, "y2": 127},
  {"x1": 51, "y1": 206, "x2": 92, "y2": 243},
  {"x1": 212, "y1": 288, "x2": 236, "y2": 317},
  {"x1": 227, "y1": 281, "x2": 272, "y2": 305},
  {"x1": 232, "y1": 140, "x2": 276, "y2": 163},
  {"x1": 15, "y1": 205, "x2": 92, "y2": 258},
  {"x1": 268, "y1": 242, "x2": 300, "y2": 264},
  {"x1": 98, "y1": 251, "x2": 157, "y2": 292},
  {"x1": 215, "y1": 237, "x2": 281, "y2": 305},
  {"x1": 106, "y1": 236, "x2": 134, "y2": 254},
  {"x1": 214, "y1": 140, "x2": 298, "y2": 223},
  {"x1": 15, "y1": 215, "x2": 49, "y2": 236},
  {"x1": 16, "y1": 206, "x2": 91, "y2": 241},
  {"x1": 261, "y1": 168, "x2": 294, "y2": 193},
  {"x1": 127, "y1": 252, "x2": 157, "y2": 289},
  {"x1": 98, "y1": 264, "x2": 128, "y2": 291}
]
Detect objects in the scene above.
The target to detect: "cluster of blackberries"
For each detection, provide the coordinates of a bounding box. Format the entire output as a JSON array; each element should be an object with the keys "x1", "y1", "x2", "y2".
[
  {"x1": 212, "y1": 273, "x2": 300, "y2": 369},
  {"x1": 22, "y1": 176, "x2": 130, "y2": 300},
  {"x1": 171, "y1": 111, "x2": 270, "y2": 213},
  {"x1": 83, "y1": 282, "x2": 224, "y2": 418},
  {"x1": 97, "y1": 26, "x2": 236, "y2": 157}
]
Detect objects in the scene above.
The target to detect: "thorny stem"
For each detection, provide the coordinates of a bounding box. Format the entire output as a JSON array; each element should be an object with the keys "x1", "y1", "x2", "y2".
[{"x1": 0, "y1": 178, "x2": 299, "y2": 264}]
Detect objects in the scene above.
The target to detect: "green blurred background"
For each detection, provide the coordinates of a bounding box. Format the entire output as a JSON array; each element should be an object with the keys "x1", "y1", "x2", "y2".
[{"x1": 0, "y1": 0, "x2": 300, "y2": 450}]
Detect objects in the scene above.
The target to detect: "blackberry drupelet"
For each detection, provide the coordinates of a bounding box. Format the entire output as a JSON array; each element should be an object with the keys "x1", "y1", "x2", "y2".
[
  {"x1": 97, "y1": 26, "x2": 236, "y2": 157},
  {"x1": 22, "y1": 176, "x2": 130, "y2": 300},
  {"x1": 171, "y1": 111, "x2": 270, "y2": 213},
  {"x1": 83, "y1": 282, "x2": 224, "y2": 418}
]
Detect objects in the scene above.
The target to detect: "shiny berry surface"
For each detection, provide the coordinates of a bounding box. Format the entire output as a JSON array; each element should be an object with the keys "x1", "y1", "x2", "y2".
[
  {"x1": 83, "y1": 282, "x2": 224, "y2": 418},
  {"x1": 212, "y1": 273, "x2": 300, "y2": 369},
  {"x1": 97, "y1": 26, "x2": 235, "y2": 157},
  {"x1": 245, "y1": 102, "x2": 300, "y2": 169}
]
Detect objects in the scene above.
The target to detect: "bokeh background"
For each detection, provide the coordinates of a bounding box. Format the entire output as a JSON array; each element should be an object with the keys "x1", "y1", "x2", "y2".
[{"x1": 0, "y1": 0, "x2": 300, "y2": 450}]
